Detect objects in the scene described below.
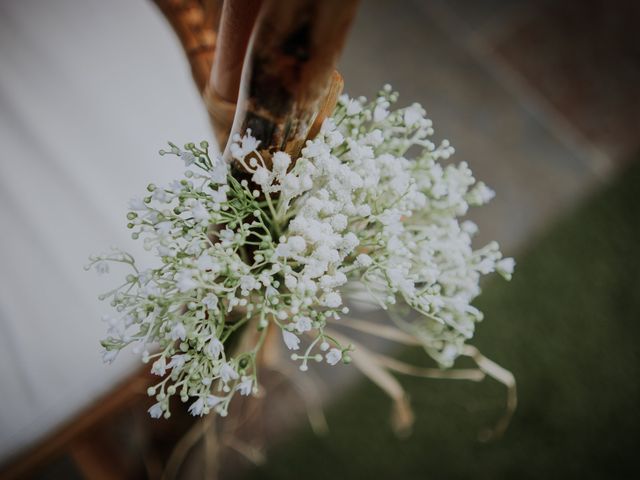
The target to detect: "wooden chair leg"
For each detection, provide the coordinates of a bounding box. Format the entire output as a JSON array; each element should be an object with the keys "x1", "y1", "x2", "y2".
[
  {"x1": 0, "y1": 369, "x2": 150, "y2": 480},
  {"x1": 69, "y1": 433, "x2": 130, "y2": 480}
]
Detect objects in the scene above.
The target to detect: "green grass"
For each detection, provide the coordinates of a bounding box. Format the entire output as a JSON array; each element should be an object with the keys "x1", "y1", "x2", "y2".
[{"x1": 248, "y1": 159, "x2": 640, "y2": 479}]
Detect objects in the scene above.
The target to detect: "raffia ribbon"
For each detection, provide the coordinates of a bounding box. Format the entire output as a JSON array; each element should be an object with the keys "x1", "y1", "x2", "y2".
[{"x1": 330, "y1": 316, "x2": 518, "y2": 441}]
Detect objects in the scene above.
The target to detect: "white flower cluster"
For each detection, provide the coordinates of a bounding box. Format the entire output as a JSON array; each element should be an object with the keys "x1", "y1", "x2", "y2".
[{"x1": 88, "y1": 86, "x2": 514, "y2": 420}]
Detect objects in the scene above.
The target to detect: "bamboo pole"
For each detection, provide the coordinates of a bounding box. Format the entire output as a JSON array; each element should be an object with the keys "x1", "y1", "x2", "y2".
[
  {"x1": 153, "y1": 0, "x2": 356, "y2": 154},
  {"x1": 206, "y1": 0, "x2": 263, "y2": 147},
  {"x1": 224, "y1": 0, "x2": 359, "y2": 162},
  {"x1": 210, "y1": 0, "x2": 262, "y2": 103}
]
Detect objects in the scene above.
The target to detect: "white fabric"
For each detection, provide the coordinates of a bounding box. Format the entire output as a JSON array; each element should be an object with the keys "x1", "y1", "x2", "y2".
[{"x1": 0, "y1": 0, "x2": 211, "y2": 461}]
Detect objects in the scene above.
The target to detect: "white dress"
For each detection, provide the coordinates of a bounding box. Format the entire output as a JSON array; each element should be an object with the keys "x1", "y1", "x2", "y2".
[{"x1": 0, "y1": 0, "x2": 211, "y2": 462}]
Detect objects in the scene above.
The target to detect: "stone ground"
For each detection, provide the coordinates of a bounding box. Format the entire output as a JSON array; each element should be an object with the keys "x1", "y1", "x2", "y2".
[{"x1": 340, "y1": 0, "x2": 638, "y2": 255}]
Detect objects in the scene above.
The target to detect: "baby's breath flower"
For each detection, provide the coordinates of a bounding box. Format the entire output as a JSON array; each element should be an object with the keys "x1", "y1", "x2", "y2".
[
  {"x1": 326, "y1": 348, "x2": 342, "y2": 365},
  {"x1": 148, "y1": 402, "x2": 164, "y2": 419},
  {"x1": 89, "y1": 86, "x2": 514, "y2": 419},
  {"x1": 282, "y1": 330, "x2": 301, "y2": 350}
]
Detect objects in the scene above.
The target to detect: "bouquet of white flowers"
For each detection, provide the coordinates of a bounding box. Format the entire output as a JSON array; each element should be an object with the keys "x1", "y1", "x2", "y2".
[{"x1": 88, "y1": 86, "x2": 514, "y2": 429}]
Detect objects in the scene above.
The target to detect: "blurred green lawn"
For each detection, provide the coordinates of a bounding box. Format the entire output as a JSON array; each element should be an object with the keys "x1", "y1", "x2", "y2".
[{"x1": 248, "y1": 159, "x2": 640, "y2": 479}]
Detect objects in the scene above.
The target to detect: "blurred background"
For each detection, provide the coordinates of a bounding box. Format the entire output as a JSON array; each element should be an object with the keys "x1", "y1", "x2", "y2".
[{"x1": 1, "y1": 0, "x2": 639, "y2": 478}]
